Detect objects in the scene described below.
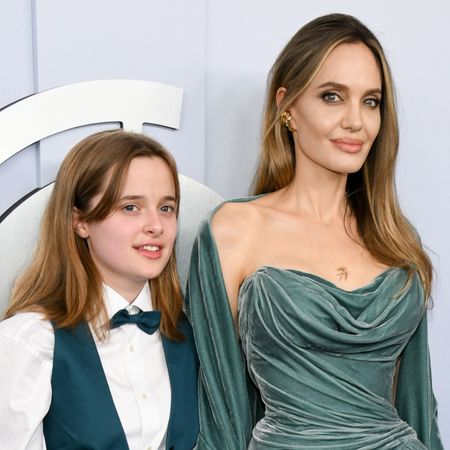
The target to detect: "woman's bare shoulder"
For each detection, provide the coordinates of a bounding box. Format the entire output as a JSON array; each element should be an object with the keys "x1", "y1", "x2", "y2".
[
  {"x1": 210, "y1": 200, "x2": 267, "y2": 315},
  {"x1": 211, "y1": 199, "x2": 264, "y2": 246}
]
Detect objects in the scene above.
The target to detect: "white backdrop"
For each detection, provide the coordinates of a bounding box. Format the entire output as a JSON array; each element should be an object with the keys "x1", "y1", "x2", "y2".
[{"x1": 1, "y1": 0, "x2": 449, "y2": 446}]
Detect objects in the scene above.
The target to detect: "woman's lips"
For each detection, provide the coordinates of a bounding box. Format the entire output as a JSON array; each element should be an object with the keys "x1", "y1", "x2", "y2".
[{"x1": 330, "y1": 138, "x2": 364, "y2": 153}]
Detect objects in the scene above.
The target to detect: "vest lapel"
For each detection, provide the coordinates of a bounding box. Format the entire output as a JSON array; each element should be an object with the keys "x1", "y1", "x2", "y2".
[{"x1": 161, "y1": 317, "x2": 199, "y2": 450}]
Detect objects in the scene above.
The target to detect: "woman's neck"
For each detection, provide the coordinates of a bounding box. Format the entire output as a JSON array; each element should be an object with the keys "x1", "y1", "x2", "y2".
[{"x1": 281, "y1": 160, "x2": 349, "y2": 225}]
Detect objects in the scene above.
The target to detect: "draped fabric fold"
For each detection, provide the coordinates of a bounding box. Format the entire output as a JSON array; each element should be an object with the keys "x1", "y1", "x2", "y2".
[
  {"x1": 186, "y1": 199, "x2": 443, "y2": 450},
  {"x1": 395, "y1": 316, "x2": 443, "y2": 449},
  {"x1": 186, "y1": 219, "x2": 262, "y2": 450}
]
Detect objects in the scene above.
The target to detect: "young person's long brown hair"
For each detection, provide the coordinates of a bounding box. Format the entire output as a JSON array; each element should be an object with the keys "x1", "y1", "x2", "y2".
[
  {"x1": 251, "y1": 14, "x2": 432, "y2": 299},
  {"x1": 5, "y1": 130, "x2": 185, "y2": 340}
]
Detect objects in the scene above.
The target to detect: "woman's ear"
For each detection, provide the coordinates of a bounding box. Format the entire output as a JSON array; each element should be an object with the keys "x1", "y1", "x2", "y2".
[
  {"x1": 72, "y1": 207, "x2": 89, "y2": 239},
  {"x1": 276, "y1": 87, "x2": 287, "y2": 108},
  {"x1": 276, "y1": 87, "x2": 297, "y2": 133}
]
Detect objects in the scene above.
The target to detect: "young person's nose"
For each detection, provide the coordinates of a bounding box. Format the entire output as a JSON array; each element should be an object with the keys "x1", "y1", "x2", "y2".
[{"x1": 143, "y1": 211, "x2": 163, "y2": 235}]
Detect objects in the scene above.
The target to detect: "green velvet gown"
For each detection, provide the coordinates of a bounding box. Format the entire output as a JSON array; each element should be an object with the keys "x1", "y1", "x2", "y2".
[{"x1": 186, "y1": 199, "x2": 443, "y2": 450}]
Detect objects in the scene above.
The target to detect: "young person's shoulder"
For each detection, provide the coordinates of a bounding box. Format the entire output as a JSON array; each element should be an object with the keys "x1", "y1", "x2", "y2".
[{"x1": 0, "y1": 312, "x2": 54, "y2": 363}]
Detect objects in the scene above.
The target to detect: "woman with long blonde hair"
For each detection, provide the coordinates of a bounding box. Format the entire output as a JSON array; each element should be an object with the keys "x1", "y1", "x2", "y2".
[
  {"x1": 0, "y1": 130, "x2": 198, "y2": 449},
  {"x1": 187, "y1": 14, "x2": 442, "y2": 449}
]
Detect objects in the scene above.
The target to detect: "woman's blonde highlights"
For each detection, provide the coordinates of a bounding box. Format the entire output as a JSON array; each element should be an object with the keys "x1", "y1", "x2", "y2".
[{"x1": 252, "y1": 14, "x2": 432, "y2": 299}]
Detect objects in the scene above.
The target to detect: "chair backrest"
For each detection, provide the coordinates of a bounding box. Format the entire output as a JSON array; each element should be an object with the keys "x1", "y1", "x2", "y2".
[{"x1": 0, "y1": 80, "x2": 223, "y2": 313}]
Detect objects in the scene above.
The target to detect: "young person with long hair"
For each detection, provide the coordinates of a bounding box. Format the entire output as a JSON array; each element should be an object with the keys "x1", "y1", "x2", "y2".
[
  {"x1": 187, "y1": 14, "x2": 443, "y2": 449},
  {"x1": 0, "y1": 130, "x2": 198, "y2": 449}
]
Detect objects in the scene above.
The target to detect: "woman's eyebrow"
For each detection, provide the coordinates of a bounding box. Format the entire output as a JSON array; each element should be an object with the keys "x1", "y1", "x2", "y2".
[
  {"x1": 316, "y1": 81, "x2": 382, "y2": 96},
  {"x1": 317, "y1": 81, "x2": 348, "y2": 90}
]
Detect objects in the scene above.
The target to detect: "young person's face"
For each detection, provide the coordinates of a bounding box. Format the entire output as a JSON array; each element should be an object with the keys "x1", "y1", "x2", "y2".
[
  {"x1": 280, "y1": 42, "x2": 382, "y2": 175},
  {"x1": 75, "y1": 156, "x2": 177, "y2": 301}
]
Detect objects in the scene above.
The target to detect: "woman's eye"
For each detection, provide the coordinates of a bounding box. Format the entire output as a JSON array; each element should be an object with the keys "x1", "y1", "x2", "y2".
[
  {"x1": 364, "y1": 97, "x2": 380, "y2": 108},
  {"x1": 321, "y1": 92, "x2": 341, "y2": 103},
  {"x1": 123, "y1": 204, "x2": 138, "y2": 212}
]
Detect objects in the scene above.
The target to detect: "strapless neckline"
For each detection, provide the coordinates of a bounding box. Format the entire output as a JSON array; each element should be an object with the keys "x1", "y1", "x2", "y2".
[
  {"x1": 241, "y1": 265, "x2": 399, "y2": 295},
  {"x1": 208, "y1": 197, "x2": 398, "y2": 295}
]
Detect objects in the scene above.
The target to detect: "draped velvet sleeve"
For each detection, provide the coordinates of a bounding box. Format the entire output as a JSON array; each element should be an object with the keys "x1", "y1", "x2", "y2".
[
  {"x1": 185, "y1": 217, "x2": 262, "y2": 450},
  {"x1": 395, "y1": 315, "x2": 444, "y2": 449}
]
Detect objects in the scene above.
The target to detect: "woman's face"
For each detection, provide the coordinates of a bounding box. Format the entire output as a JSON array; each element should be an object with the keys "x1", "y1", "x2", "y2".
[
  {"x1": 282, "y1": 42, "x2": 382, "y2": 175},
  {"x1": 75, "y1": 156, "x2": 177, "y2": 300}
]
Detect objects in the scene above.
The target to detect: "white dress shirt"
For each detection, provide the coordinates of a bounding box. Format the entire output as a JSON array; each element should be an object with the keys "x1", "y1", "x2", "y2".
[{"x1": 0, "y1": 283, "x2": 171, "y2": 450}]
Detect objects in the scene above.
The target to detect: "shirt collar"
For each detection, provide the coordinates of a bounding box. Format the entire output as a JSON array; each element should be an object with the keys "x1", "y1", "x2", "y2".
[{"x1": 103, "y1": 283, "x2": 153, "y2": 319}]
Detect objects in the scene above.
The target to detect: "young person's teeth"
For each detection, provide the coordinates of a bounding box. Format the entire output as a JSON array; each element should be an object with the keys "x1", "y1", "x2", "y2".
[{"x1": 143, "y1": 245, "x2": 159, "y2": 251}]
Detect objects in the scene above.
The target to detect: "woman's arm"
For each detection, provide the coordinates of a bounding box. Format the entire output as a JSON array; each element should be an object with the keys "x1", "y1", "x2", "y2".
[
  {"x1": 210, "y1": 203, "x2": 254, "y2": 324},
  {"x1": 185, "y1": 212, "x2": 260, "y2": 450},
  {"x1": 0, "y1": 314, "x2": 53, "y2": 450},
  {"x1": 395, "y1": 315, "x2": 444, "y2": 449}
]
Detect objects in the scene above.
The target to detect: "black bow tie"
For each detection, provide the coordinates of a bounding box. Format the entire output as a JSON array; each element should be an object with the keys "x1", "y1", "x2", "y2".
[{"x1": 110, "y1": 309, "x2": 161, "y2": 335}]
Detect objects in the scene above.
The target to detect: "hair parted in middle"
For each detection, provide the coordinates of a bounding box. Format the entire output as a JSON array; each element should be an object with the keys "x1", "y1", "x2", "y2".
[
  {"x1": 251, "y1": 13, "x2": 432, "y2": 298},
  {"x1": 6, "y1": 129, "x2": 185, "y2": 340}
]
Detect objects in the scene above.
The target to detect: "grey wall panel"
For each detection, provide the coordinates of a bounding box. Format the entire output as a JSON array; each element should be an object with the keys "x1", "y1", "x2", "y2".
[
  {"x1": 34, "y1": 0, "x2": 206, "y2": 186},
  {"x1": 0, "y1": 0, "x2": 37, "y2": 214},
  {"x1": 0, "y1": 0, "x2": 35, "y2": 106}
]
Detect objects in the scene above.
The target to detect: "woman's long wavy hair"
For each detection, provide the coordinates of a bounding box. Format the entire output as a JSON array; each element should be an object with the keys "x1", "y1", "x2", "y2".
[
  {"x1": 5, "y1": 130, "x2": 185, "y2": 340},
  {"x1": 251, "y1": 13, "x2": 432, "y2": 299}
]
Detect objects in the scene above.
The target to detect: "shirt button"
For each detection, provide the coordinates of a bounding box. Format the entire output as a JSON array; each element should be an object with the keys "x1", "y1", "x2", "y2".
[
  {"x1": 128, "y1": 344, "x2": 134, "y2": 352},
  {"x1": 142, "y1": 393, "x2": 148, "y2": 400},
  {"x1": 145, "y1": 446, "x2": 152, "y2": 450}
]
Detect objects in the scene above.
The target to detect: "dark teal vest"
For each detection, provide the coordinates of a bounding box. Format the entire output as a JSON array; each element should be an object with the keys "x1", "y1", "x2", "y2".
[{"x1": 43, "y1": 316, "x2": 199, "y2": 450}]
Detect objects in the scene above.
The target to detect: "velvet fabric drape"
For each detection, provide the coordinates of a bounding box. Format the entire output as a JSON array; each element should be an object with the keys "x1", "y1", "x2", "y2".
[{"x1": 186, "y1": 199, "x2": 443, "y2": 450}]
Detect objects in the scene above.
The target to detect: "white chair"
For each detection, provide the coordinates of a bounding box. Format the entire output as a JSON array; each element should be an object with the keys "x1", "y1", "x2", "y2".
[{"x1": 0, "y1": 80, "x2": 223, "y2": 312}]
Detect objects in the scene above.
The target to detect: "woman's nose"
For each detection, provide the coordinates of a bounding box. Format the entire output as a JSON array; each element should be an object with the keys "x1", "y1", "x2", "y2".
[{"x1": 341, "y1": 101, "x2": 362, "y2": 132}]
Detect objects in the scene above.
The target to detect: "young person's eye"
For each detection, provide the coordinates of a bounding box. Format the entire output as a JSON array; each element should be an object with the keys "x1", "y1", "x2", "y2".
[
  {"x1": 160, "y1": 205, "x2": 175, "y2": 214},
  {"x1": 321, "y1": 92, "x2": 342, "y2": 103},
  {"x1": 122, "y1": 204, "x2": 138, "y2": 212},
  {"x1": 364, "y1": 97, "x2": 380, "y2": 108}
]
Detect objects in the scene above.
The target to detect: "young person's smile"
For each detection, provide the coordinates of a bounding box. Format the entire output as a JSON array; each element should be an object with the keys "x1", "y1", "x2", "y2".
[{"x1": 134, "y1": 242, "x2": 164, "y2": 260}]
